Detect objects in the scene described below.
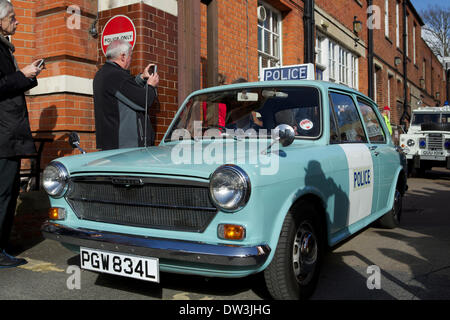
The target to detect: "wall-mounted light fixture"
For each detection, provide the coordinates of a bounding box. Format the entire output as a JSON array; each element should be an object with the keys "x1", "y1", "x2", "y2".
[
  {"x1": 353, "y1": 16, "x2": 363, "y2": 34},
  {"x1": 394, "y1": 56, "x2": 402, "y2": 66},
  {"x1": 436, "y1": 92, "x2": 440, "y2": 99},
  {"x1": 353, "y1": 16, "x2": 362, "y2": 48},
  {"x1": 420, "y1": 78, "x2": 425, "y2": 88},
  {"x1": 89, "y1": 17, "x2": 99, "y2": 39}
]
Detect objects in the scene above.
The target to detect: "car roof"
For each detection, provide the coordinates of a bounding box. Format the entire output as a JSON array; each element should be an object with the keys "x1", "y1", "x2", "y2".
[{"x1": 189, "y1": 80, "x2": 376, "y2": 105}]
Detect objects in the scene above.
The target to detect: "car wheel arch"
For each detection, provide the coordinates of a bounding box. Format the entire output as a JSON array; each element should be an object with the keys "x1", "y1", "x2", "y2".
[{"x1": 267, "y1": 191, "x2": 329, "y2": 257}]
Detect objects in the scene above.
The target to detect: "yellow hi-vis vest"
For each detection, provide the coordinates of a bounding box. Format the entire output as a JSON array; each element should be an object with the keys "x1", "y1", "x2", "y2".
[{"x1": 384, "y1": 115, "x2": 393, "y2": 135}]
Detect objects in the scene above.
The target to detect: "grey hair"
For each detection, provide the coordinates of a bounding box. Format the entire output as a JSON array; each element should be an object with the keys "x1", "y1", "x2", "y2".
[
  {"x1": 105, "y1": 39, "x2": 132, "y2": 61},
  {"x1": 0, "y1": 0, "x2": 13, "y2": 20}
]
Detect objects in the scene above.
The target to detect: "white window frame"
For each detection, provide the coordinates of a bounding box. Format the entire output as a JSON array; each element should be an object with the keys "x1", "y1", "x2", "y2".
[
  {"x1": 396, "y1": 2, "x2": 400, "y2": 48},
  {"x1": 315, "y1": 34, "x2": 325, "y2": 66},
  {"x1": 385, "y1": 0, "x2": 389, "y2": 38},
  {"x1": 351, "y1": 55, "x2": 359, "y2": 90},
  {"x1": 257, "y1": 2, "x2": 282, "y2": 77},
  {"x1": 374, "y1": 70, "x2": 377, "y2": 104},
  {"x1": 413, "y1": 24, "x2": 416, "y2": 64},
  {"x1": 339, "y1": 47, "x2": 349, "y2": 86},
  {"x1": 387, "y1": 75, "x2": 392, "y2": 109},
  {"x1": 321, "y1": 37, "x2": 358, "y2": 89},
  {"x1": 328, "y1": 40, "x2": 337, "y2": 81}
]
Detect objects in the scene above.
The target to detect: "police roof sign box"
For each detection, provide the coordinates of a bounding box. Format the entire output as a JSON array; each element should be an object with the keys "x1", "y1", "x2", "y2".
[
  {"x1": 101, "y1": 15, "x2": 137, "y2": 56},
  {"x1": 261, "y1": 63, "x2": 315, "y2": 81}
]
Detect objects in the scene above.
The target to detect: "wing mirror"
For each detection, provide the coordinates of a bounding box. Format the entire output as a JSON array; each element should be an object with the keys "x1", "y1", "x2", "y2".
[
  {"x1": 262, "y1": 124, "x2": 295, "y2": 155},
  {"x1": 68, "y1": 132, "x2": 86, "y2": 154}
]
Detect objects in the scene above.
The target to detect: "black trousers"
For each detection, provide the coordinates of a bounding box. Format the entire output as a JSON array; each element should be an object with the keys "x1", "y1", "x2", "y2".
[{"x1": 0, "y1": 157, "x2": 20, "y2": 250}]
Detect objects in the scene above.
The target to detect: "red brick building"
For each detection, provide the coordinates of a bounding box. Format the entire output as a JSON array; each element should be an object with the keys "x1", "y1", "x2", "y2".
[{"x1": 8, "y1": 0, "x2": 448, "y2": 171}]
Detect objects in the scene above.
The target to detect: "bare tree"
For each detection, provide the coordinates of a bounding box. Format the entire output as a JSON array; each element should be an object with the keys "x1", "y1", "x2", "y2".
[{"x1": 420, "y1": 6, "x2": 450, "y2": 60}]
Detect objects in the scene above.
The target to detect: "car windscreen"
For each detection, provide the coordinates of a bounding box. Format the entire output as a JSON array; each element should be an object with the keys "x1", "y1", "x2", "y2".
[
  {"x1": 411, "y1": 113, "x2": 441, "y2": 125},
  {"x1": 165, "y1": 86, "x2": 321, "y2": 141}
]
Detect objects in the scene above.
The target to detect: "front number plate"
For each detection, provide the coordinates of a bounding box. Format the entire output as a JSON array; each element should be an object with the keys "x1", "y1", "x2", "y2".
[{"x1": 80, "y1": 247, "x2": 159, "y2": 283}]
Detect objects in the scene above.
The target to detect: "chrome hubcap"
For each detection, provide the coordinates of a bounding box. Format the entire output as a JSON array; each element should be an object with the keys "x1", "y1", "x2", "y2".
[{"x1": 292, "y1": 222, "x2": 318, "y2": 283}]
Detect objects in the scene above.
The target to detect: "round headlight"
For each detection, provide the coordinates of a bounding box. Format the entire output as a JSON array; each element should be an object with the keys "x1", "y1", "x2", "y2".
[
  {"x1": 407, "y1": 139, "x2": 415, "y2": 147},
  {"x1": 209, "y1": 165, "x2": 251, "y2": 212},
  {"x1": 43, "y1": 162, "x2": 69, "y2": 198}
]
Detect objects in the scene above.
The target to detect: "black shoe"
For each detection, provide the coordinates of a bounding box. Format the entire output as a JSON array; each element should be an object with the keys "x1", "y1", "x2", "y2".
[{"x1": 0, "y1": 250, "x2": 27, "y2": 268}]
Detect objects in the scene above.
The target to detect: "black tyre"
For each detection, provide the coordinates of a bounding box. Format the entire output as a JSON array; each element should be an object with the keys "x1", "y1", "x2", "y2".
[
  {"x1": 264, "y1": 202, "x2": 323, "y2": 300},
  {"x1": 378, "y1": 187, "x2": 402, "y2": 229}
]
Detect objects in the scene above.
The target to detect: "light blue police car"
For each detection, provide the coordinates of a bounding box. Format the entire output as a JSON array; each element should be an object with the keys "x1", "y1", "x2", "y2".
[{"x1": 41, "y1": 80, "x2": 407, "y2": 299}]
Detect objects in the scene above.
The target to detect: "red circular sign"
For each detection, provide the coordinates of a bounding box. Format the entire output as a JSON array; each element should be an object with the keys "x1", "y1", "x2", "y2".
[{"x1": 101, "y1": 15, "x2": 137, "y2": 56}]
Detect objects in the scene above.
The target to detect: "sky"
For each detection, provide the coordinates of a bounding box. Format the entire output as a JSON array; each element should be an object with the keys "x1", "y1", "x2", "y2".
[{"x1": 410, "y1": 0, "x2": 449, "y2": 14}]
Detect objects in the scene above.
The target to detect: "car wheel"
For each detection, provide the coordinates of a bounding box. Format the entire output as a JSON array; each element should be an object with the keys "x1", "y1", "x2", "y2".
[
  {"x1": 378, "y1": 187, "x2": 402, "y2": 229},
  {"x1": 264, "y1": 202, "x2": 323, "y2": 300}
]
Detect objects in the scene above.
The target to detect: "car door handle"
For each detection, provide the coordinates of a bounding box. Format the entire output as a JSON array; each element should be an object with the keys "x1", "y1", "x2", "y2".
[{"x1": 369, "y1": 146, "x2": 379, "y2": 156}]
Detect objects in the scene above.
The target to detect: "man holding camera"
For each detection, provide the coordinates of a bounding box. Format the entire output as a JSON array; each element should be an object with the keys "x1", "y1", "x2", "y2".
[
  {"x1": 93, "y1": 39, "x2": 159, "y2": 150},
  {"x1": 0, "y1": 0, "x2": 44, "y2": 268}
]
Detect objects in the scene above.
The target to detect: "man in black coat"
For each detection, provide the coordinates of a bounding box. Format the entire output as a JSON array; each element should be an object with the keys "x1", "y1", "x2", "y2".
[
  {"x1": 93, "y1": 39, "x2": 159, "y2": 150},
  {"x1": 0, "y1": 0, "x2": 43, "y2": 268}
]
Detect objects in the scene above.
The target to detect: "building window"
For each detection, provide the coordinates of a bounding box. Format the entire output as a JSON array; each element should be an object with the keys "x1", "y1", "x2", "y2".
[
  {"x1": 374, "y1": 69, "x2": 377, "y2": 103},
  {"x1": 315, "y1": 35, "x2": 325, "y2": 66},
  {"x1": 351, "y1": 55, "x2": 359, "y2": 89},
  {"x1": 258, "y1": 2, "x2": 282, "y2": 75},
  {"x1": 388, "y1": 75, "x2": 393, "y2": 109},
  {"x1": 385, "y1": 0, "x2": 389, "y2": 38},
  {"x1": 328, "y1": 40, "x2": 337, "y2": 81},
  {"x1": 396, "y1": 2, "x2": 400, "y2": 48},
  {"x1": 422, "y1": 60, "x2": 426, "y2": 89},
  {"x1": 322, "y1": 39, "x2": 358, "y2": 89},
  {"x1": 413, "y1": 24, "x2": 416, "y2": 65},
  {"x1": 315, "y1": 34, "x2": 326, "y2": 80},
  {"x1": 339, "y1": 47, "x2": 348, "y2": 85}
]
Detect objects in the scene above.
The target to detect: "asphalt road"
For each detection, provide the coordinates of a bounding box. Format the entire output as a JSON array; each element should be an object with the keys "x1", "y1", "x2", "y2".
[{"x1": 1, "y1": 168, "x2": 449, "y2": 300}]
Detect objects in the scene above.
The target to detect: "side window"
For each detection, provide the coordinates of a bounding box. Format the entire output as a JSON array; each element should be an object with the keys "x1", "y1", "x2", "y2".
[
  {"x1": 329, "y1": 92, "x2": 367, "y2": 143},
  {"x1": 329, "y1": 102, "x2": 339, "y2": 144},
  {"x1": 357, "y1": 99, "x2": 386, "y2": 143}
]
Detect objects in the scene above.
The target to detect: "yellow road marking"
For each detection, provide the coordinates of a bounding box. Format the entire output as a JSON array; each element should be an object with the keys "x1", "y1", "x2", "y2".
[{"x1": 17, "y1": 257, "x2": 64, "y2": 273}]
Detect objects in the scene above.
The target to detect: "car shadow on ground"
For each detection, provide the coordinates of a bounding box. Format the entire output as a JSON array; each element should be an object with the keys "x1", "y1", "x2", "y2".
[{"x1": 314, "y1": 169, "x2": 450, "y2": 300}]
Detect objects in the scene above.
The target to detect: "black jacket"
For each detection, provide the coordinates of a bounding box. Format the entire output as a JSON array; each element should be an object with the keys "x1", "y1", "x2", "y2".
[
  {"x1": 93, "y1": 61, "x2": 157, "y2": 150},
  {"x1": 0, "y1": 37, "x2": 37, "y2": 158}
]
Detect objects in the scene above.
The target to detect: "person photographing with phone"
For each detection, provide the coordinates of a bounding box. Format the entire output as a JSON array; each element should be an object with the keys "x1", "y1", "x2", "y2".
[
  {"x1": 93, "y1": 39, "x2": 159, "y2": 151},
  {"x1": 0, "y1": 0, "x2": 44, "y2": 268}
]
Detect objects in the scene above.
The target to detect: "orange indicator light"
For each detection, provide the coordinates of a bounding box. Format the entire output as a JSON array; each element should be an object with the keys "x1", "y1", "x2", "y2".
[
  {"x1": 48, "y1": 208, "x2": 66, "y2": 220},
  {"x1": 219, "y1": 224, "x2": 246, "y2": 240}
]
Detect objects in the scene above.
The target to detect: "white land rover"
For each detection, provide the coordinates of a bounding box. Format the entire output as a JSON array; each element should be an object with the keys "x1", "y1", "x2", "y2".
[{"x1": 400, "y1": 106, "x2": 450, "y2": 176}]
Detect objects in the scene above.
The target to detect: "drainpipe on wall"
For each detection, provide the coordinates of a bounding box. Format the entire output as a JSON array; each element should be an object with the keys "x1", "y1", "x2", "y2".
[
  {"x1": 399, "y1": 0, "x2": 410, "y2": 128},
  {"x1": 304, "y1": 0, "x2": 315, "y2": 64},
  {"x1": 367, "y1": 0, "x2": 374, "y2": 100}
]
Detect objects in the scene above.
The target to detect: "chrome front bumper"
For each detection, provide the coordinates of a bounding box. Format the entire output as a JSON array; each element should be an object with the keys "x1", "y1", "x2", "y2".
[{"x1": 42, "y1": 222, "x2": 271, "y2": 268}]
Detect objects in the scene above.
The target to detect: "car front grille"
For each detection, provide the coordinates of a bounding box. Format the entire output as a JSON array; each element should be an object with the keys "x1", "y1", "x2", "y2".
[
  {"x1": 66, "y1": 177, "x2": 217, "y2": 232},
  {"x1": 428, "y1": 133, "x2": 443, "y2": 150}
]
